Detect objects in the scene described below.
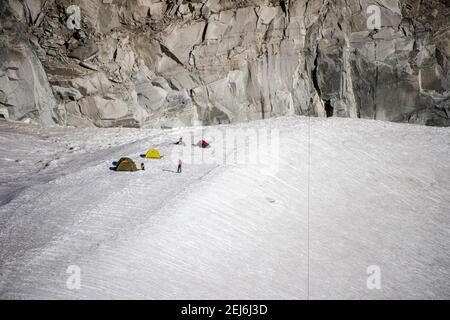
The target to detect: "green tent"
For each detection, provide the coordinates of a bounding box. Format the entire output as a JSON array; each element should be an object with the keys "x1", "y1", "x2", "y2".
[{"x1": 116, "y1": 157, "x2": 138, "y2": 172}]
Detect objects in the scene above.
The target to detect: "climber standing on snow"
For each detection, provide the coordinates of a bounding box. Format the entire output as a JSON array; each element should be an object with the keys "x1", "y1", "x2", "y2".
[
  {"x1": 175, "y1": 137, "x2": 184, "y2": 145},
  {"x1": 177, "y1": 159, "x2": 183, "y2": 173}
]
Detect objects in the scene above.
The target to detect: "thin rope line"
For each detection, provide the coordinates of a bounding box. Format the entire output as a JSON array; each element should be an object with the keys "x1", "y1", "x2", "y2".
[{"x1": 307, "y1": 115, "x2": 311, "y2": 300}]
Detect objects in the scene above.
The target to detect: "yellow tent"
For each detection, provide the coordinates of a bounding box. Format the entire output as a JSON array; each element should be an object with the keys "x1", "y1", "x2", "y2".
[{"x1": 145, "y1": 148, "x2": 162, "y2": 159}]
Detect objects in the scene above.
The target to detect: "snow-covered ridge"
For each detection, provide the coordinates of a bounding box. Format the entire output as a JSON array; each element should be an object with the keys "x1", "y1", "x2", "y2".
[{"x1": 0, "y1": 117, "x2": 449, "y2": 299}]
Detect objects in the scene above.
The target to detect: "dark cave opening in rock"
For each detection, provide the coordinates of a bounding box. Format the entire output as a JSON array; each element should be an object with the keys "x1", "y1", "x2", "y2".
[
  {"x1": 279, "y1": 1, "x2": 287, "y2": 14},
  {"x1": 324, "y1": 100, "x2": 334, "y2": 118}
]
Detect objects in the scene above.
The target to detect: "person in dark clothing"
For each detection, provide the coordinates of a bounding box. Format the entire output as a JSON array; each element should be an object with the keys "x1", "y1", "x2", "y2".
[
  {"x1": 175, "y1": 137, "x2": 184, "y2": 145},
  {"x1": 177, "y1": 159, "x2": 182, "y2": 173},
  {"x1": 141, "y1": 163, "x2": 145, "y2": 171}
]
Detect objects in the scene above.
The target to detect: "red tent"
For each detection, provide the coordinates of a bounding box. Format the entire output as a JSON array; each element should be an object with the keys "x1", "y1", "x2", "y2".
[{"x1": 198, "y1": 139, "x2": 210, "y2": 148}]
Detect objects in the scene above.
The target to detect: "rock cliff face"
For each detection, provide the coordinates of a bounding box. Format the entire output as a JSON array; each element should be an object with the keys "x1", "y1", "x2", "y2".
[{"x1": 0, "y1": 0, "x2": 449, "y2": 127}]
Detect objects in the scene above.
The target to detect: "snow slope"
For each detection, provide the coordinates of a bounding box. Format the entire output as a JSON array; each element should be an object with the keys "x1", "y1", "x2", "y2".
[{"x1": 0, "y1": 117, "x2": 449, "y2": 299}]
